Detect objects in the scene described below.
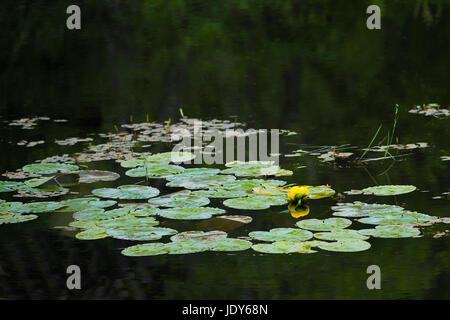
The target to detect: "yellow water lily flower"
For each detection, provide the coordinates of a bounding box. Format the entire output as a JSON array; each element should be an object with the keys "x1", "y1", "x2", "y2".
[{"x1": 288, "y1": 186, "x2": 310, "y2": 201}]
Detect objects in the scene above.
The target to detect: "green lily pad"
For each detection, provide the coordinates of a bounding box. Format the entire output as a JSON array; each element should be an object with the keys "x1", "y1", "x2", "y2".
[
  {"x1": 250, "y1": 195, "x2": 288, "y2": 205},
  {"x1": 166, "y1": 174, "x2": 236, "y2": 189},
  {"x1": 22, "y1": 163, "x2": 79, "y2": 175},
  {"x1": 251, "y1": 241, "x2": 319, "y2": 254},
  {"x1": 58, "y1": 198, "x2": 117, "y2": 212},
  {"x1": 225, "y1": 160, "x2": 276, "y2": 168},
  {"x1": 296, "y1": 218, "x2": 352, "y2": 231},
  {"x1": 92, "y1": 185, "x2": 160, "y2": 199},
  {"x1": 121, "y1": 243, "x2": 169, "y2": 256},
  {"x1": 107, "y1": 226, "x2": 177, "y2": 241},
  {"x1": 357, "y1": 211, "x2": 433, "y2": 225},
  {"x1": 0, "y1": 202, "x2": 26, "y2": 212},
  {"x1": 314, "y1": 229, "x2": 369, "y2": 241},
  {"x1": 308, "y1": 186, "x2": 336, "y2": 199},
  {"x1": 130, "y1": 207, "x2": 162, "y2": 217},
  {"x1": 165, "y1": 239, "x2": 212, "y2": 254},
  {"x1": 223, "y1": 195, "x2": 286, "y2": 210},
  {"x1": 222, "y1": 163, "x2": 292, "y2": 177},
  {"x1": 0, "y1": 213, "x2": 38, "y2": 225},
  {"x1": 73, "y1": 207, "x2": 130, "y2": 221},
  {"x1": 166, "y1": 168, "x2": 221, "y2": 179},
  {"x1": 170, "y1": 230, "x2": 227, "y2": 242},
  {"x1": 79, "y1": 170, "x2": 120, "y2": 183},
  {"x1": 361, "y1": 185, "x2": 417, "y2": 196},
  {"x1": 24, "y1": 176, "x2": 56, "y2": 188},
  {"x1": 157, "y1": 207, "x2": 225, "y2": 220},
  {"x1": 358, "y1": 225, "x2": 421, "y2": 238},
  {"x1": 332, "y1": 202, "x2": 404, "y2": 218},
  {"x1": 75, "y1": 228, "x2": 109, "y2": 240},
  {"x1": 210, "y1": 238, "x2": 252, "y2": 252},
  {"x1": 69, "y1": 220, "x2": 98, "y2": 229},
  {"x1": 317, "y1": 239, "x2": 371, "y2": 252},
  {"x1": 220, "y1": 179, "x2": 287, "y2": 192},
  {"x1": 120, "y1": 158, "x2": 147, "y2": 168},
  {"x1": 146, "y1": 152, "x2": 195, "y2": 164},
  {"x1": 192, "y1": 189, "x2": 249, "y2": 198},
  {"x1": 125, "y1": 164, "x2": 185, "y2": 178},
  {"x1": 96, "y1": 216, "x2": 159, "y2": 229},
  {"x1": 148, "y1": 193, "x2": 210, "y2": 208},
  {"x1": 249, "y1": 228, "x2": 313, "y2": 242},
  {"x1": 0, "y1": 181, "x2": 24, "y2": 192},
  {"x1": 15, "y1": 201, "x2": 64, "y2": 213}
]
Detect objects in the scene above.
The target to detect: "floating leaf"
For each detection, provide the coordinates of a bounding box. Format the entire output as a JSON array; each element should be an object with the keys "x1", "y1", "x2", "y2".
[
  {"x1": 107, "y1": 226, "x2": 177, "y2": 241},
  {"x1": 79, "y1": 170, "x2": 120, "y2": 183},
  {"x1": 361, "y1": 185, "x2": 417, "y2": 196},
  {"x1": 96, "y1": 216, "x2": 159, "y2": 229},
  {"x1": 222, "y1": 162, "x2": 292, "y2": 177},
  {"x1": 120, "y1": 159, "x2": 147, "y2": 168},
  {"x1": 157, "y1": 207, "x2": 225, "y2": 220},
  {"x1": 170, "y1": 230, "x2": 227, "y2": 242},
  {"x1": 314, "y1": 229, "x2": 369, "y2": 241},
  {"x1": 166, "y1": 174, "x2": 236, "y2": 189},
  {"x1": 296, "y1": 218, "x2": 352, "y2": 231},
  {"x1": 249, "y1": 228, "x2": 313, "y2": 242},
  {"x1": 130, "y1": 207, "x2": 162, "y2": 217},
  {"x1": 0, "y1": 181, "x2": 24, "y2": 193},
  {"x1": 69, "y1": 220, "x2": 98, "y2": 229},
  {"x1": 165, "y1": 239, "x2": 212, "y2": 254},
  {"x1": 121, "y1": 243, "x2": 169, "y2": 256},
  {"x1": 24, "y1": 176, "x2": 56, "y2": 188},
  {"x1": 0, "y1": 213, "x2": 38, "y2": 225},
  {"x1": 225, "y1": 160, "x2": 275, "y2": 168},
  {"x1": 22, "y1": 163, "x2": 79, "y2": 175},
  {"x1": 252, "y1": 240, "x2": 320, "y2": 254},
  {"x1": 308, "y1": 186, "x2": 336, "y2": 199},
  {"x1": 58, "y1": 198, "x2": 117, "y2": 212},
  {"x1": 15, "y1": 201, "x2": 64, "y2": 213},
  {"x1": 358, "y1": 225, "x2": 421, "y2": 238},
  {"x1": 148, "y1": 193, "x2": 210, "y2": 207},
  {"x1": 223, "y1": 195, "x2": 287, "y2": 210},
  {"x1": 332, "y1": 202, "x2": 404, "y2": 218},
  {"x1": 192, "y1": 189, "x2": 249, "y2": 198},
  {"x1": 166, "y1": 168, "x2": 221, "y2": 179},
  {"x1": 146, "y1": 152, "x2": 195, "y2": 164},
  {"x1": 125, "y1": 164, "x2": 185, "y2": 178},
  {"x1": 220, "y1": 179, "x2": 286, "y2": 192},
  {"x1": 73, "y1": 207, "x2": 130, "y2": 221},
  {"x1": 92, "y1": 185, "x2": 160, "y2": 199},
  {"x1": 357, "y1": 211, "x2": 433, "y2": 225},
  {"x1": 317, "y1": 239, "x2": 371, "y2": 252},
  {"x1": 75, "y1": 228, "x2": 109, "y2": 240},
  {"x1": 210, "y1": 238, "x2": 252, "y2": 252}
]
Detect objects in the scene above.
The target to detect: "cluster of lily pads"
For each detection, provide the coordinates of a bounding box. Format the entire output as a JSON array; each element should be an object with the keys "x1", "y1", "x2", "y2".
[{"x1": 1, "y1": 117, "x2": 447, "y2": 258}]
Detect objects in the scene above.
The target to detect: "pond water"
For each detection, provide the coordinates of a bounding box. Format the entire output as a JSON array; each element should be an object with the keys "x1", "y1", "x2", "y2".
[{"x1": 0, "y1": 1, "x2": 449, "y2": 299}]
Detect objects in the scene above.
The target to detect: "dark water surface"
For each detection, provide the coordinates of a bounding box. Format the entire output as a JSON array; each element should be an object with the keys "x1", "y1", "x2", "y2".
[{"x1": 0, "y1": 1, "x2": 449, "y2": 299}]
